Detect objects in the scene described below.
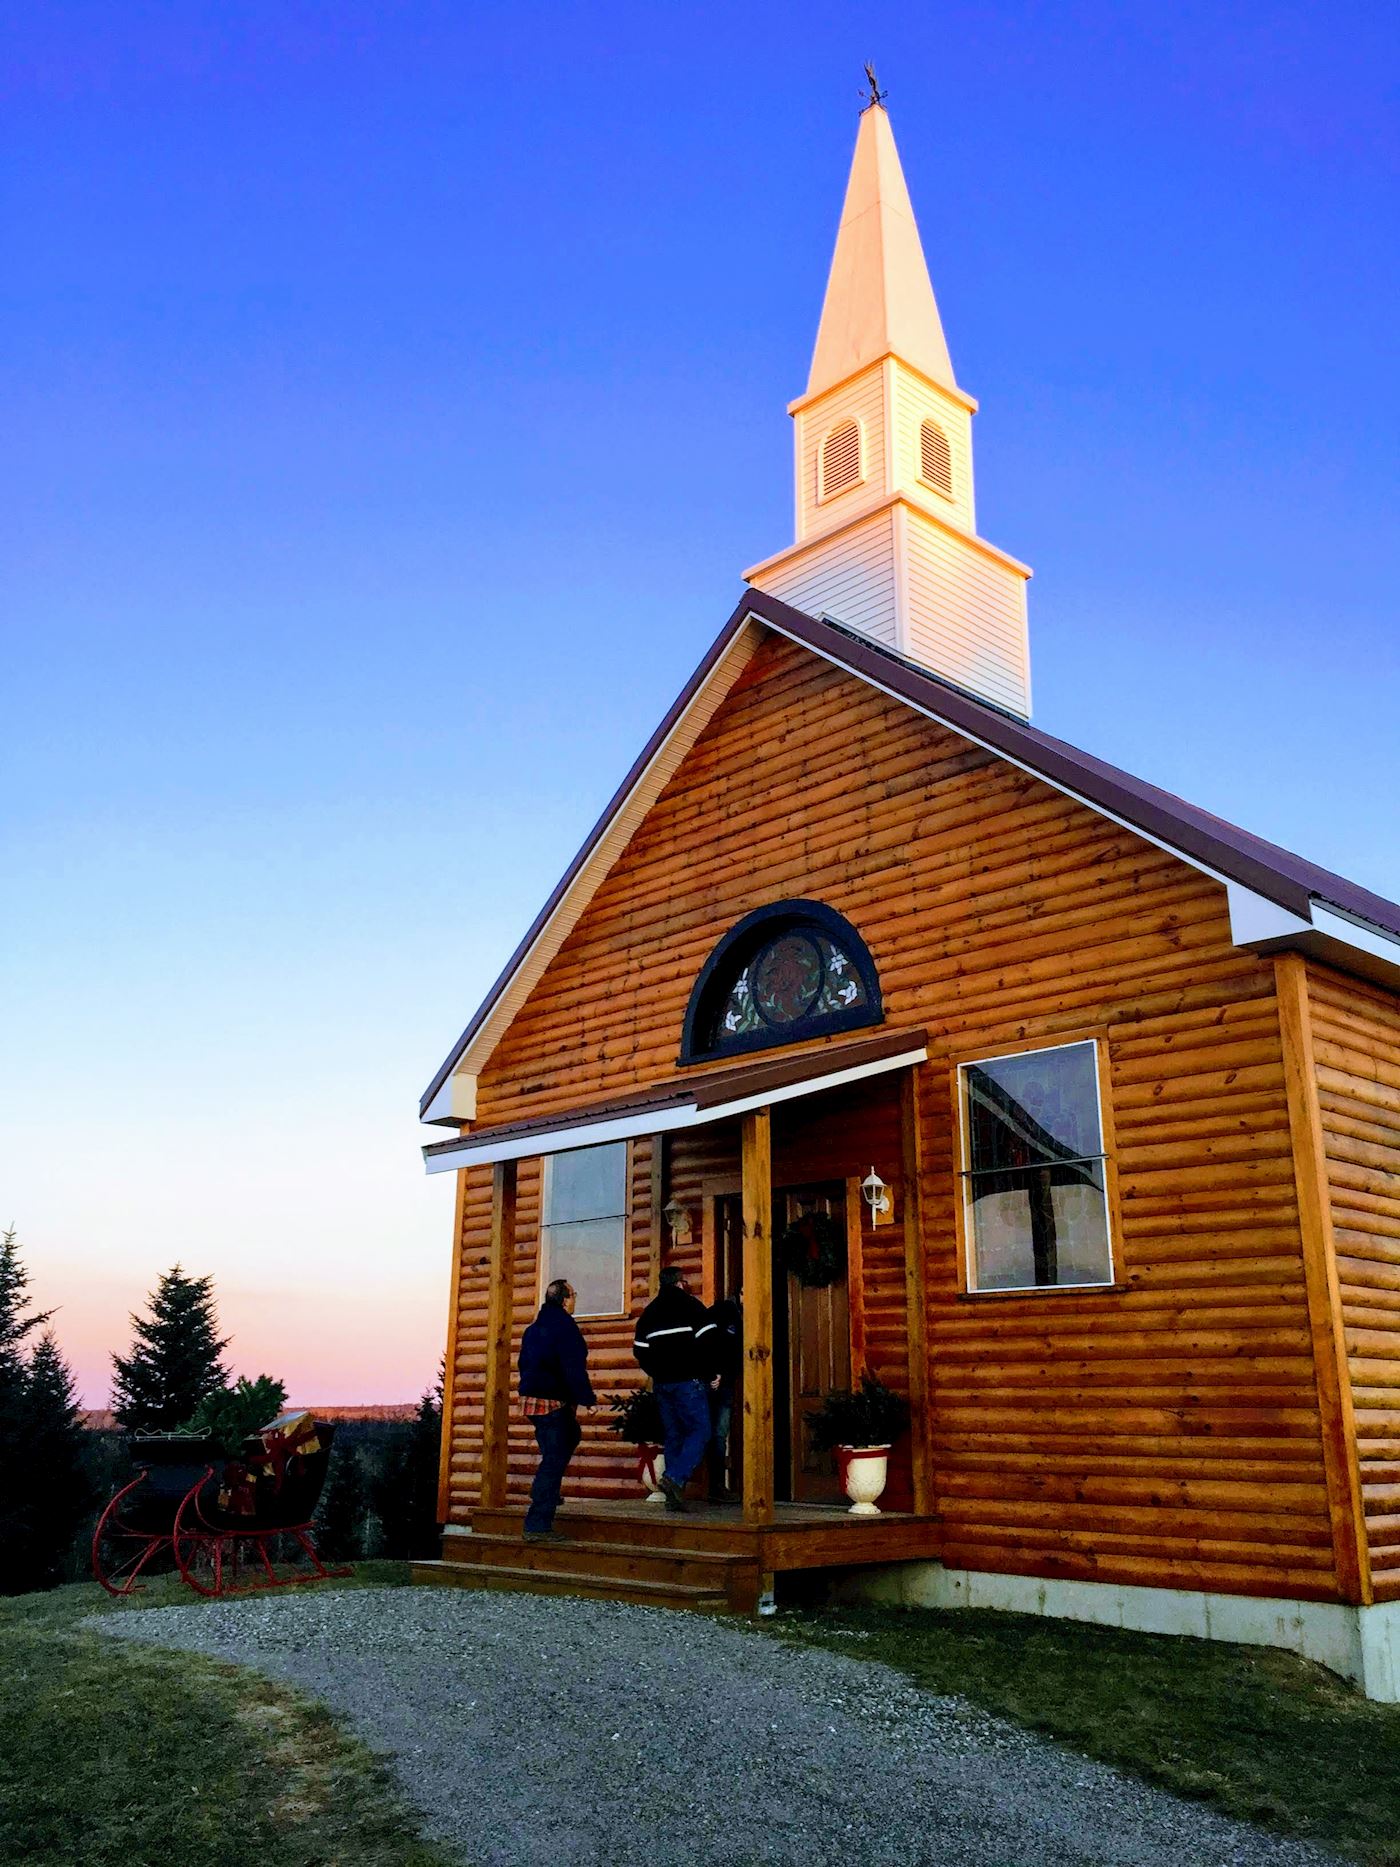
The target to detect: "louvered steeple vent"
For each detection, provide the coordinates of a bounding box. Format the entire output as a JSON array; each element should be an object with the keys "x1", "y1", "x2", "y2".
[{"x1": 745, "y1": 99, "x2": 1033, "y2": 718}]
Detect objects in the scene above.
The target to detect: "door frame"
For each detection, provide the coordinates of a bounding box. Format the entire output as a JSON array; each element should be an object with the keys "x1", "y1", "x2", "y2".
[{"x1": 703, "y1": 1172, "x2": 867, "y2": 1503}]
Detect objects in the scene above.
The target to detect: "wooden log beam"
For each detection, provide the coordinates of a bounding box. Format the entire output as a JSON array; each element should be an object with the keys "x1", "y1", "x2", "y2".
[
  {"x1": 436, "y1": 1165, "x2": 471, "y2": 1525},
  {"x1": 478, "y1": 1158, "x2": 519, "y2": 1512},
  {"x1": 1274, "y1": 953, "x2": 1372, "y2": 1604},
  {"x1": 900, "y1": 1067, "x2": 934, "y2": 1517},
  {"x1": 648, "y1": 1133, "x2": 665, "y2": 1298},
  {"x1": 741, "y1": 1107, "x2": 775, "y2": 1524},
  {"x1": 845, "y1": 1177, "x2": 868, "y2": 1380}
]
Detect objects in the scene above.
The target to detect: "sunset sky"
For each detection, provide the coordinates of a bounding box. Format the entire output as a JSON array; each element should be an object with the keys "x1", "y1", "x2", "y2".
[{"x1": 5, "y1": 2, "x2": 1396, "y2": 1406}]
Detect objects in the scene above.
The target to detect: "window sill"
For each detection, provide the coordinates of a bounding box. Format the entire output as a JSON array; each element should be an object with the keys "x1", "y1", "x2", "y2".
[{"x1": 956, "y1": 1282, "x2": 1125, "y2": 1302}]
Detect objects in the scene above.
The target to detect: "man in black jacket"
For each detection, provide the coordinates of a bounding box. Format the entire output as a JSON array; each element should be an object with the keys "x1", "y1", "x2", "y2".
[
  {"x1": 518, "y1": 1278, "x2": 596, "y2": 1538},
  {"x1": 632, "y1": 1266, "x2": 716, "y2": 1511}
]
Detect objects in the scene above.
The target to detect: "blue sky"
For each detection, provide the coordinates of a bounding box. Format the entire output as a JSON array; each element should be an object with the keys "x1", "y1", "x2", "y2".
[{"x1": 4, "y1": 1, "x2": 1397, "y2": 1403}]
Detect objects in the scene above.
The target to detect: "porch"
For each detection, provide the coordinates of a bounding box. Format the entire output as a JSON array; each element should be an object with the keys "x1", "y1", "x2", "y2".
[
  {"x1": 425, "y1": 1026, "x2": 941, "y2": 1610},
  {"x1": 412, "y1": 1497, "x2": 943, "y2": 1614}
]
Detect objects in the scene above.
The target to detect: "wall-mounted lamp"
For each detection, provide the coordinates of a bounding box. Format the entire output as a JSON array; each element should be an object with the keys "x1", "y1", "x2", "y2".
[
  {"x1": 861, "y1": 1167, "x2": 893, "y2": 1223},
  {"x1": 662, "y1": 1198, "x2": 693, "y2": 1243}
]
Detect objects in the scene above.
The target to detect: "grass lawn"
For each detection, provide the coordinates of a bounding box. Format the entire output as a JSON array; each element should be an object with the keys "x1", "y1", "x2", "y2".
[
  {"x1": 0, "y1": 1564, "x2": 451, "y2": 1867},
  {"x1": 770, "y1": 1602, "x2": 1400, "y2": 1867}
]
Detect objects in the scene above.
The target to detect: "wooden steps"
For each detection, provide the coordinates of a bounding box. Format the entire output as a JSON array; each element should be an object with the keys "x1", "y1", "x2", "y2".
[
  {"x1": 472, "y1": 1505, "x2": 758, "y2": 1555},
  {"x1": 413, "y1": 1529, "x2": 754, "y2": 1612},
  {"x1": 413, "y1": 1501, "x2": 940, "y2": 1614},
  {"x1": 412, "y1": 1558, "x2": 731, "y2": 1613}
]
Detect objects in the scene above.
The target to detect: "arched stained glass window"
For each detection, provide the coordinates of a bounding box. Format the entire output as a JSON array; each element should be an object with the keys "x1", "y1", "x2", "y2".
[{"x1": 681, "y1": 900, "x2": 882, "y2": 1064}]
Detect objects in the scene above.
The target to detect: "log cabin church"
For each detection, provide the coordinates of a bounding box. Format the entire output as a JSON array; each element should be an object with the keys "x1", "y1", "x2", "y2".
[{"x1": 415, "y1": 95, "x2": 1400, "y2": 1699}]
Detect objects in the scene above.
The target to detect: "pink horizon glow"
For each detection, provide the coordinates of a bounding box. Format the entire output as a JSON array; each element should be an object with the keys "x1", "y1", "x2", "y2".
[{"x1": 31, "y1": 1252, "x2": 449, "y2": 1414}]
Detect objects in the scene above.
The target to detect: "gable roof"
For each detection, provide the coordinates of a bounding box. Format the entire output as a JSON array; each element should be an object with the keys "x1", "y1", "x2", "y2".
[{"x1": 421, "y1": 587, "x2": 1400, "y2": 1121}]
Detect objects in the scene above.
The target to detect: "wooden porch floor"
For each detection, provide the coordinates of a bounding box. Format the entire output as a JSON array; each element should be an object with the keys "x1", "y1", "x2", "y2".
[{"x1": 411, "y1": 1499, "x2": 941, "y2": 1615}]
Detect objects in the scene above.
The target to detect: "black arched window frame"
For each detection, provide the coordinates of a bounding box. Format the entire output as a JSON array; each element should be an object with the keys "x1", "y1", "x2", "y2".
[{"x1": 679, "y1": 899, "x2": 883, "y2": 1065}]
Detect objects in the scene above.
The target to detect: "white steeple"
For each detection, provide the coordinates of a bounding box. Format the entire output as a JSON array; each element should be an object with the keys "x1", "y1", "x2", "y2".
[
  {"x1": 745, "y1": 97, "x2": 1033, "y2": 718},
  {"x1": 807, "y1": 98, "x2": 957, "y2": 399}
]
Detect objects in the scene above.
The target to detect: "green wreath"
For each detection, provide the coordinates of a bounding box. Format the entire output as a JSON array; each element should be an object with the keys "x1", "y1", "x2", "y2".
[{"x1": 778, "y1": 1210, "x2": 848, "y2": 1288}]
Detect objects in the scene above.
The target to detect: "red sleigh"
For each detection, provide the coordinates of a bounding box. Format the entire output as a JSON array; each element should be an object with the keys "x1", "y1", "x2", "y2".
[{"x1": 93, "y1": 1411, "x2": 351, "y2": 1598}]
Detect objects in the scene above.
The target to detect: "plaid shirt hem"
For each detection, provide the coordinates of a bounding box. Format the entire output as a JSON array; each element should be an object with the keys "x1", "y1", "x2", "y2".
[{"x1": 519, "y1": 1395, "x2": 565, "y2": 1418}]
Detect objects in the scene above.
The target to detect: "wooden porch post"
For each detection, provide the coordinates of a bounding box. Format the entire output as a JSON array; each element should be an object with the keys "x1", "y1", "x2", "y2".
[
  {"x1": 436, "y1": 1166, "x2": 470, "y2": 1525},
  {"x1": 900, "y1": 1068, "x2": 934, "y2": 1518},
  {"x1": 740, "y1": 1106, "x2": 774, "y2": 1524},
  {"x1": 1275, "y1": 954, "x2": 1372, "y2": 1604},
  {"x1": 478, "y1": 1158, "x2": 518, "y2": 1511}
]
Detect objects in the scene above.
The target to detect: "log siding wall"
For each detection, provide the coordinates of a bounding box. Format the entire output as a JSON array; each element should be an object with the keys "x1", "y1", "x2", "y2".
[
  {"x1": 1309, "y1": 963, "x2": 1400, "y2": 1601},
  {"x1": 438, "y1": 632, "x2": 1358, "y2": 1601}
]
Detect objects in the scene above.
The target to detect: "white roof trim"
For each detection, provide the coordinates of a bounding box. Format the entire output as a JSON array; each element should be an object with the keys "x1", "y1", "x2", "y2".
[
  {"x1": 422, "y1": 1072, "x2": 478, "y2": 1125},
  {"x1": 425, "y1": 618, "x2": 764, "y2": 1120},
  {"x1": 1226, "y1": 883, "x2": 1313, "y2": 946},
  {"x1": 1309, "y1": 901, "x2": 1400, "y2": 970},
  {"x1": 423, "y1": 1044, "x2": 928, "y2": 1174}
]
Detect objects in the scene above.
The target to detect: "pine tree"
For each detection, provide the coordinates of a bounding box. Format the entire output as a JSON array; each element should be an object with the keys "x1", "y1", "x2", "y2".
[
  {"x1": 0, "y1": 1227, "x2": 49, "y2": 1591},
  {"x1": 0, "y1": 1224, "x2": 50, "y2": 1365},
  {"x1": 365, "y1": 1367, "x2": 444, "y2": 1559},
  {"x1": 111, "y1": 1265, "x2": 230, "y2": 1432},
  {"x1": 20, "y1": 1333, "x2": 90, "y2": 1591},
  {"x1": 314, "y1": 1441, "x2": 366, "y2": 1562},
  {"x1": 405, "y1": 1365, "x2": 445, "y2": 1557},
  {"x1": 0, "y1": 1230, "x2": 91, "y2": 1594}
]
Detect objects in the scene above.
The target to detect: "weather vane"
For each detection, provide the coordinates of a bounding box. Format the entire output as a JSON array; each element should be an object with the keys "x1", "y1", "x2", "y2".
[{"x1": 862, "y1": 62, "x2": 887, "y2": 110}]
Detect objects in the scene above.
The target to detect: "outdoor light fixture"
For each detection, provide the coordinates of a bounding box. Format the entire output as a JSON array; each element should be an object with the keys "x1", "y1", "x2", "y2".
[
  {"x1": 861, "y1": 1168, "x2": 892, "y2": 1220},
  {"x1": 662, "y1": 1198, "x2": 693, "y2": 1242}
]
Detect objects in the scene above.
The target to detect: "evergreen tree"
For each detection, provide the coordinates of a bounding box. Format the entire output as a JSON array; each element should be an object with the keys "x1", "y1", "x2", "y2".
[
  {"x1": 0, "y1": 1230, "x2": 91, "y2": 1594},
  {"x1": 111, "y1": 1265, "x2": 230, "y2": 1431},
  {"x1": 20, "y1": 1333, "x2": 90, "y2": 1590},
  {"x1": 314, "y1": 1441, "x2": 366, "y2": 1562},
  {"x1": 366, "y1": 1369, "x2": 444, "y2": 1559},
  {"x1": 405, "y1": 1366, "x2": 445, "y2": 1557},
  {"x1": 0, "y1": 1225, "x2": 51, "y2": 1363},
  {"x1": 0, "y1": 1226, "x2": 50, "y2": 1591}
]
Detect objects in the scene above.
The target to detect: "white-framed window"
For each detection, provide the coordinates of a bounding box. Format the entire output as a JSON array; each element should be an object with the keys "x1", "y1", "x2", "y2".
[
  {"x1": 957, "y1": 1039, "x2": 1114, "y2": 1293},
  {"x1": 540, "y1": 1143, "x2": 629, "y2": 1318},
  {"x1": 919, "y1": 418, "x2": 953, "y2": 498},
  {"x1": 818, "y1": 418, "x2": 864, "y2": 501}
]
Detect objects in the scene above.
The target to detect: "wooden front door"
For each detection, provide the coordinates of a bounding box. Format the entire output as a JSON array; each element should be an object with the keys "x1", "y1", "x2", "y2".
[
  {"x1": 778, "y1": 1182, "x2": 851, "y2": 1504},
  {"x1": 713, "y1": 1182, "x2": 852, "y2": 1504}
]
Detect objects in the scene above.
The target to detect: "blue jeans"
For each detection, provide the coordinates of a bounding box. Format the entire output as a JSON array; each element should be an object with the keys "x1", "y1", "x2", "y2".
[
  {"x1": 654, "y1": 1379, "x2": 711, "y2": 1488},
  {"x1": 524, "y1": 1407, "x2": 581, "y2": 1533}
]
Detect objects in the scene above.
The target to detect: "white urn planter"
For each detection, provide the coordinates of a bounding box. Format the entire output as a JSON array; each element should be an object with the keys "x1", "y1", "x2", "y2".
[
  {"x1": 638, "y1": 1445, "x2": 667, "y2": 1504},
  {"x1": 839, "y1": 1444, "x2": 891, "y2": 1516}
]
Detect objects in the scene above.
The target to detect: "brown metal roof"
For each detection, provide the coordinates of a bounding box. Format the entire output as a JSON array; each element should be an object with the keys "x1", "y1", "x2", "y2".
[
  {"x1": 422, "y1": 587, "x2": 1400, "y2": 1116},
  {"x1": 423, "y1": 1027, "x2": 928, "y2": 1165}
]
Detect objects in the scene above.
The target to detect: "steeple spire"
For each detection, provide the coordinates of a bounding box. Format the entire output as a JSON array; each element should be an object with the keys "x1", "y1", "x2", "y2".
[
  {"x1": 807, "y1": 98, "x2": 958, "y2": 399},
  {"x1": 745, "y1": 91, "x2": 1033, "y2": 718}
]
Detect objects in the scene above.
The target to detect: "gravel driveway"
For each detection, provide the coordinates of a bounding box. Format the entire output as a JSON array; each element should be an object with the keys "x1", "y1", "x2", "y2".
[{"x1": 95, "y1": 1586, "x2": 1338, "y2": 1867}]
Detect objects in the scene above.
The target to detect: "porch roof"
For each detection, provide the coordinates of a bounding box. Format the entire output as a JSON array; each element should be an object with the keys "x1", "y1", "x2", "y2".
[{"x1": 421, "y1": 1026, "x2": 928, "y2": 1174}]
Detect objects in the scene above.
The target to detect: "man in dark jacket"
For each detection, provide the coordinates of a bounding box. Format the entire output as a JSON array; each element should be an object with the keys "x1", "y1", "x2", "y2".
[
  {"x1": 632, "y1": 1266, "x2": 716, "y2": 1511},
  {"x1": 518, "y1": 1278, "x2": 596, "y2": 1538}
]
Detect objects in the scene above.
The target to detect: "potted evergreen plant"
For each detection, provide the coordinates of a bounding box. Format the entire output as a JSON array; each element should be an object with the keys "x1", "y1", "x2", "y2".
[
  {"x1": 807, "y1": 1372, "x2": 910, "y2": 1515},
  {"x1": 609, "y1": 1387, "x2": 667, "y2": 1503}
]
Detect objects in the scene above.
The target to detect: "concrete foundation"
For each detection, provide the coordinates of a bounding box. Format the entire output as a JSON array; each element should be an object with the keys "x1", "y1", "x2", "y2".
[{"x1": 830, "y1": 1562, "x2": 1400, "y2": 1703}]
